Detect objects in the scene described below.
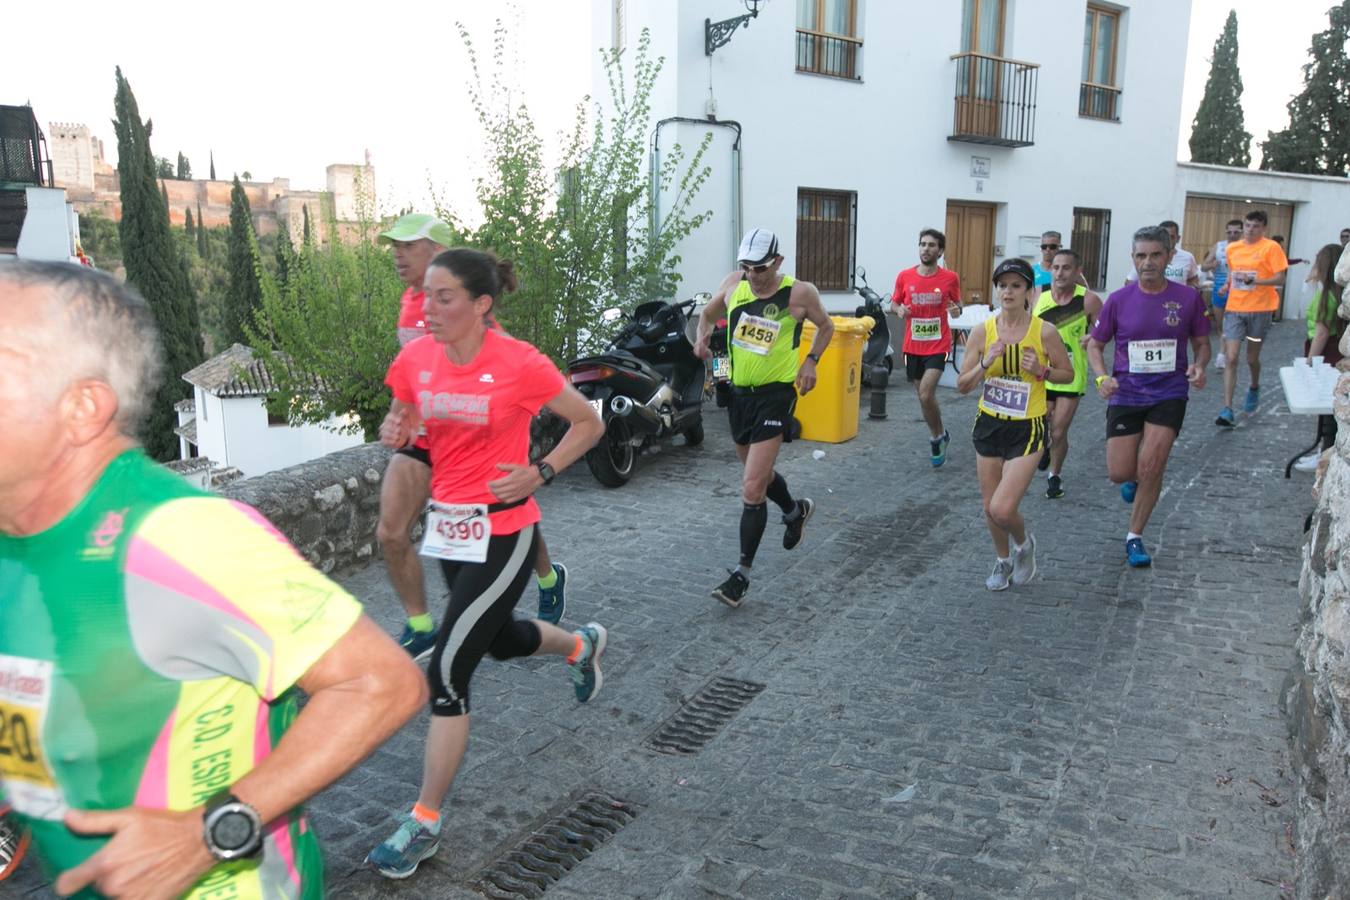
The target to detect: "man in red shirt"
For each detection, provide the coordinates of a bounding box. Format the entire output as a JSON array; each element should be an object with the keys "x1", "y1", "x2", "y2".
[{"x1": 893, "y1": 228, "x2": 963, "y2": 466}]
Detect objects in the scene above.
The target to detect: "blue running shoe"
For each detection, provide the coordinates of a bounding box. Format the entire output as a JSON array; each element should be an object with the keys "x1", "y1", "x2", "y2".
[
  {"x1": 1125, "y1": 537, "x2": 1152, "y2": 568},
  {"x1": 930, "y1": 430, "x2": 950, "y2": 467},
  {"x1": 1243, "y1": 387, "x2": 1259, "y2": 413},
  {"x1": 569, "y1": 622, "x2": 608, "y2": 703},
  {"x1": 1120, "y1": 481, "x2": 1137, "y2": 504},
  {"x1": 537, "y1": 563, "x2": 567, "y2": 625},
  {"x1": 397, "y1": 624, "x2": 437, "y2": 663},
  {"x1": 1215, "y1": 406, "x2": 1236, "y2": 428},
  {"x1": 367, "y1": 814, "x2": 441, "y2": 879}
]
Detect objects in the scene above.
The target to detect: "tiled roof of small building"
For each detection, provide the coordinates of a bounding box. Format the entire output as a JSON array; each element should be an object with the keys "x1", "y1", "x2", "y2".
[{"x1": 182, "y1": 343, "x2": 318, "y2": 398}]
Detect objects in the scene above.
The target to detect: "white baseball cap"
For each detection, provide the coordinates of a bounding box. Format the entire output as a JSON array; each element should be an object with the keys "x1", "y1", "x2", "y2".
[{"x1": 737, "y1": 229, "x2": 780, "y2": 265}]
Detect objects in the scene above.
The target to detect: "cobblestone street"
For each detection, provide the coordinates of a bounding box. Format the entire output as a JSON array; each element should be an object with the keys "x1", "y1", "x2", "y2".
[{"x1": 12, "y1": 322, "x2": 1315, "y2": 898}]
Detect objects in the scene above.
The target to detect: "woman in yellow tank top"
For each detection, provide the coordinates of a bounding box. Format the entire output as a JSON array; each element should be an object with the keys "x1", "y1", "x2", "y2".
[{"x1": 956, "y1": 259, "x2": 1074, "y2": 592}]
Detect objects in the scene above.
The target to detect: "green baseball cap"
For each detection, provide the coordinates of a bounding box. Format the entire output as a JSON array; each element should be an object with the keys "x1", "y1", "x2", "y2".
[{"x1": 378, "y1": 213, "x2": 454, "y2": 247}]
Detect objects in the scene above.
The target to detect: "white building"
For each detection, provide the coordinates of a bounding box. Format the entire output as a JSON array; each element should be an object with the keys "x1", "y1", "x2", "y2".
[
  {"x1": 177, "y1": 343, "x2": 364, "y2": 479},
  {"x1": 596, "y1": 1, "x2": 1350, "y2": 317}
]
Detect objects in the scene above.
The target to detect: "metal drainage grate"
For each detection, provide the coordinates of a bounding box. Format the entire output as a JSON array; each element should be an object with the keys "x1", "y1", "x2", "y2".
[
  {"x1": 473, "y1": 792, "x2": 638, "y2": 899},
  {"x1": 646, "y1": 676, "x2": 766, "y2": 755}
]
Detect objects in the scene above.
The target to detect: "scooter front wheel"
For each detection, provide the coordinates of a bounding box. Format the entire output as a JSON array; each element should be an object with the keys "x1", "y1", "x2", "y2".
[{"x1": 587, "y1": 416, "x2": 637, "y2": 487}]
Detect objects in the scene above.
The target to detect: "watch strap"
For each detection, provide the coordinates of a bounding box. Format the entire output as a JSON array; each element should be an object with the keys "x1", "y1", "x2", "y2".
[{"x1": 536, "y1": 462, "x2": 556, "y2": 485}]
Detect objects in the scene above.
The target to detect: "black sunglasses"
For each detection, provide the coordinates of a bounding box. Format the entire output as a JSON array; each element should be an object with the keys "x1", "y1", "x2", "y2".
[{"x1": 1040, "y1": 243, "x2": 1060, "y2": 251}]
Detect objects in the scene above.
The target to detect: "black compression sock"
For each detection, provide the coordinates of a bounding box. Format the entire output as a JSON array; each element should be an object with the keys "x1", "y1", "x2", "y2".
[
  {"x1": 765, "y1": 472, "x2": 796, "y2": 516},
  {"x1": 739, "y1": 502, "x2": 769, "y2": 568}
]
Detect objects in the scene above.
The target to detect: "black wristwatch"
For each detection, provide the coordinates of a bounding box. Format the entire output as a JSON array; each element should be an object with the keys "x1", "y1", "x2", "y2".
[
  {"x1": 202, "y1": 792, "x2": 263, "y2": 861},
  {"x1": 806, "y1": 352, "x2": 821, "y2": 364},
  {"x1": 536, "y1": 462, "x2": 556, "y2": 485}
]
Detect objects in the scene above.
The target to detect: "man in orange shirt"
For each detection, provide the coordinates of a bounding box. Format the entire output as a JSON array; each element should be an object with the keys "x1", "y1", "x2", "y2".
[{"x1": 1215, "y1": 210, "x2": 1288, "y2": 427}]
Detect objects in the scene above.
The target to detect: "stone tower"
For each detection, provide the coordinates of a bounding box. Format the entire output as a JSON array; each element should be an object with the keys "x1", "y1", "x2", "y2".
[
  {"x1": 47, "y1": 123, "x2": 107, "y2": 196},
  {"x1": 326, "y1": 150, "x2": 376, "y2": 223}
]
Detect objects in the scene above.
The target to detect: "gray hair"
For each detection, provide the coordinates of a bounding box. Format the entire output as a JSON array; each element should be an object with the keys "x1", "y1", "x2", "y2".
[
  {"x1": 1132, "y1": 225, "x2": 1173, "y2": 253},
  {"x1": 1041, "y1": 230, "x2": 1062, "y2": 241},
  {"x1": 0, "y1": 260, "x2": 163, "y2": 433}
]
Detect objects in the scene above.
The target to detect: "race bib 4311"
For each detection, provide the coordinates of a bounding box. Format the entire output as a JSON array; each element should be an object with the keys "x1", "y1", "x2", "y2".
[{"x1": 0, "y1": 655, "x2": 66, "y2": 821}]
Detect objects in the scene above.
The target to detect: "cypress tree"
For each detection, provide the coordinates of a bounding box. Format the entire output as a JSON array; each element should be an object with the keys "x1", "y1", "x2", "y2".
[
  {"x1": 185, "y1": 206, "x2": 195, "y2": 238},
  {"x1": 223, "y1": 175, "x2": 263, "y2": 346},
  {"x1": 160, "y1": 180, "x2": 169, "y2": 214},
  {"x1": 196, "y1": 200, "x2": 206, "y2": 256},
  {"x1": 1188, "y1": 10, "x2": 1251, "y2": 167},
  {"x1": 176, "y1": 151, "x2": 191, "y2": 180},
  {"x1": 209, "y1": 150, "x2": 216, "y2": 181},
  {"x1": 1260, "y1": 0, "x2": 1350, "y2": 175},
  {"x1": 275, "y1": 223, "x2": 295, "y2": 293},
  {"x1": 113, "y1": 66, "x2": 203, "y2": 460},
  {"x1": 302, "y1": 204, "x2": 312, "y2": 245}
]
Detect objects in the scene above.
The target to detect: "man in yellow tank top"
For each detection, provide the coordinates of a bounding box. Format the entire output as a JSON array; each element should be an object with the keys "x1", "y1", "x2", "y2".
[
  {"x1": 956, "y1": 259, "x2": 1074, "y2": 592},
  {"x1": 694, "y1": 229, "x2": 834, "y2": 608}
]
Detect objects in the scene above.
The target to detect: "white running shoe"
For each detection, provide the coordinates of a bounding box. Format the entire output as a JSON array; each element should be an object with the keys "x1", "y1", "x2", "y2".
[
  {"x1": 1294, "y1": 452, "x2": 1322, "y2": 472},
  {"x1": 1012, "y1": 534, "x2": 1037, "y2": 586},
  {"x1": 1215, "y1": 352, "x2": 1227, "y2": 370}
]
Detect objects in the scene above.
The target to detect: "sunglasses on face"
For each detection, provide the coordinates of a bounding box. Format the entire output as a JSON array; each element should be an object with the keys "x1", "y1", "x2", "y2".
[
  {"x1": 741, "y1": 261, "x2": 774, "y2": 273},
  {"x1": 1040, "y1": 243, "x2": 1060, "y2": 251}
]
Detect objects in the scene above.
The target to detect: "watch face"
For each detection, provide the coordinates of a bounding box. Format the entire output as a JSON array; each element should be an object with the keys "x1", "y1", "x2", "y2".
[{"x1": 213, "y1": 810, "x2": 256, "y2": 851}]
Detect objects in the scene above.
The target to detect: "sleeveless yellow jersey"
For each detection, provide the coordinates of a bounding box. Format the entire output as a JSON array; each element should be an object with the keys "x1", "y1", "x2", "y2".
[
  {"x1": 727, "y1": 276, "x2": 802, "y2": 387},
  {"x1": 977, "y1": 313, "x2": 1048, "y2": 420}
]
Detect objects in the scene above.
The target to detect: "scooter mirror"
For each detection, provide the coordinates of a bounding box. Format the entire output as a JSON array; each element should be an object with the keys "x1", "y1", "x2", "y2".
[
  {"x1": 601, "y1": 308, "x2": 623, "y2": 322},
  {"x1": 855, "y1": 265, "x2": 867, "y2": 279},
  {"x1": 693, "y1": 291, "x2": 712, "y2": 302}
]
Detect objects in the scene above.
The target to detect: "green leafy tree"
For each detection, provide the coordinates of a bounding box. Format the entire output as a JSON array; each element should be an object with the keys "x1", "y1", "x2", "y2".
[
  {"x1": 241, "y1": 170, "x2": 253, "y2": 181},
  {"x1": 78, "y1": 210, "x2": 122, "y2": 268},
  {"x1": 1261, "y1": 0, "x2": 1350, "y2": 176},
  {"x1": 1188, "y1": 10, "x2": 1251, "y2": 166},
  {"x1": 113, "y1": 66, "x2": 203, "y2": 460},
  {"x1": 209, "y1": 150, "x2": 216, "y2": 181},
  {"x1": 155, "y1": 155, "x2": 174, "y2": 179},
  {"x1": 176, "y1": 151, "x2": 191, "y2": 180},
  {"x1": 222, "y1": 176, "x2": 263, "y2": 346},
  {"x1": 184, "y1": 206, "x2": 195, "y2": 239},
  {"x1": 249, "y1": 214, "x2": 404, "y2": 439}
]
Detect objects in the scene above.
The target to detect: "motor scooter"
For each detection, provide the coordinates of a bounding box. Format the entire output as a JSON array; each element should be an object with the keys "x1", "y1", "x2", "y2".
[
  {"x1": 567, "y1": 298, "x2": 706, "y2": 486},
  {"x1": 853, "y1": 266, "x2": 895, "y2": 386}
]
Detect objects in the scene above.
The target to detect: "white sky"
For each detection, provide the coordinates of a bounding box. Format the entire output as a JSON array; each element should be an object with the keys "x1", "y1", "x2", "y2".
[{"x1": 0, "y1": 1, "x2": 1333, "y2": 215}]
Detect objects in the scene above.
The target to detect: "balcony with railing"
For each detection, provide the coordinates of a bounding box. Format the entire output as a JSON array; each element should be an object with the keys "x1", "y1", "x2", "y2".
[
  {"x1": 0, "y1": 105, "x2": 53, "y2": 187},
  {"x1": 1079, "y1": 82, "x2": 1121, "y2": 122},
  {"x1": 948, "y1": 52, "x2": 1039, "y2": 148},
  {"x1": 796, "y1": 29, "x2": 862, "y2": 81}
]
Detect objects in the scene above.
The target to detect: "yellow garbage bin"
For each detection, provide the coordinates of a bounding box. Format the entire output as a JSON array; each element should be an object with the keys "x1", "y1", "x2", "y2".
[{"x1": 795, "y1": 315, "x2": 872, "y2": 443}]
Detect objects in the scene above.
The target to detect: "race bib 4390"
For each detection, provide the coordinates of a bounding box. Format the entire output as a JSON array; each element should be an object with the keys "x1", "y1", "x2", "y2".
[
  {"x1": 0, "y1": 655, "x2": 66, "y2": 821},
  {"x1": 420, "y1": 503, "x2": 491, "y2": 563}
]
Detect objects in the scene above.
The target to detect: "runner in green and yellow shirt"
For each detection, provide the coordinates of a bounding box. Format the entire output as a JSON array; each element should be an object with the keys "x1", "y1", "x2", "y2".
[
  {"x1": 1032, "y1": 249, "x2": 1102, "y2": 498},
  {"x1": 0, "y1": 261, "x2": 426, "y2": 900}
]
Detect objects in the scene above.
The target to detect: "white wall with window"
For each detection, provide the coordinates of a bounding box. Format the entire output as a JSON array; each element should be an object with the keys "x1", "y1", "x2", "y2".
[{"x1": 592, "y1": 0, "x2": 1197, "y2": 309}]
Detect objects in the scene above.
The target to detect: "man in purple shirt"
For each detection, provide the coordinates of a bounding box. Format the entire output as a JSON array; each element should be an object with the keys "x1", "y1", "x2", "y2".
[{"x1": 1087, "y1": 225, "x2": 1211, "y2": 568}]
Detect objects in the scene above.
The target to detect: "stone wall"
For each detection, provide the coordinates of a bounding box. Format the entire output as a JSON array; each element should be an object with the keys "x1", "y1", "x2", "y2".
[
  {"x1": 219, "y1": 442, "x2": 396, "y2": 575},
  {"x1": 1284, "y1": 372, "x2": 1350, "y2": 898}
]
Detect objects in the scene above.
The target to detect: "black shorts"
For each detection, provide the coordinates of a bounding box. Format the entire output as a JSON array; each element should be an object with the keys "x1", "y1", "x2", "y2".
[
  {"x1": 396, "y1": 445, "x2": 431, "y2": 467},
  {"x1": 971, "y1": 412, "x2": 1048, "y2": 460},
  {"x1": 1046, "y1": 388, "x2": 1085, "y2": 401},
  {"x1": 429, "y1": 523, "x2": 542, "y2": 717},
  {"x1": 905, "y1": 352, "x2": 947, "y2": 382},
  {"x1": 728, "y1": 383, "x2": 796, "y2": 446},
  {"x1": 1106, "y1": 398, "x2": 1187, "y2": 438}
]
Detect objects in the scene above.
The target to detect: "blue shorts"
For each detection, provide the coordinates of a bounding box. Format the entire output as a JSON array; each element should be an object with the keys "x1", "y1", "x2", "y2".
[{"x1": 1212, "y1": 277, "x2": 1228, "y2": 309}]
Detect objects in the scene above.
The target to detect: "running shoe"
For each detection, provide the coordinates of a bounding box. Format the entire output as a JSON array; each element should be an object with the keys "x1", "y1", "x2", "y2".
[
  {"x1": 397, "y1": 624, "x2": 437, "y2": 663},
  {"x1": 569, "y1": 622, "x2": 608, "y2": 703},
  {"x1": 1215, "y1": 406, "x2": 1236, "y2": 428},
  {"x1": 1243, "y1": 387, "x2": 1260, "y2": 413},
  {"x1": 711, "y1": 570, "x2": 750, "y2": 608},
  {"x1": 1125, "y1": 537, "x2": 1152, "y2": 568},
  {"x1": 1120, "y1": 481, "x2": 1137, "y2": 504},
  {"x1": 782, "y1": 498, "x2": 815, "y2": 550},
  {"x1": 1011, "y1": 534, "x2": 1037, "y2": 586},
  {"x1": 1037, "y1": 445, "x2": 1051, "y2": 472},
  {"x1": 1215, "y1": 351, "x2": 1227, "y2": 370},
  {"x1": 1046, "y1": 474, "x2": 1064, "y2": 499},
  {"x1": 367, "y1": 814, "x2": 441, "y2": 880},
  {"x1": 930, "y1": 430, "x2": 951, "y2": 467},
  {"x1": 0, "y1": 807, "x2": 29, "y2": 883},
  {"x1": 1294, "y1": 452, "x2": 1322, "y2": 472},
  {"x1": 537, "y1": 563, "x2": 567, "y2": 625},
  {"x1": 985, "y1": 559, "x2": 1013, "y2": 592}
]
